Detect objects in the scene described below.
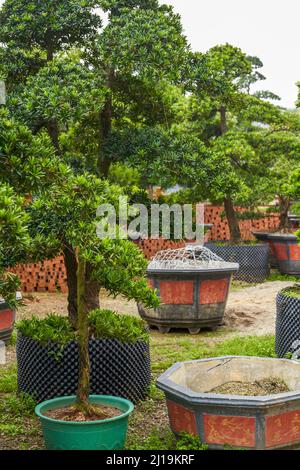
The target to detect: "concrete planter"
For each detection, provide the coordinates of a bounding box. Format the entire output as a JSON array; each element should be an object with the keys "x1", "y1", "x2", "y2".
[
  {"x1": 205, "y1": 243, "x2": 270, "y2": 283},
  {"x1": 138, "y1": 266, "x2": 238, "y2": 334},
  {"x1": 268, "y1": 234, "x2": 300, "y2": 276},
  {"x1": 0, "y1": 293, "x2": 21, "y2": 343},
  {"x1": 157, "y1": 356, "x2": 300, "y2": 450}
]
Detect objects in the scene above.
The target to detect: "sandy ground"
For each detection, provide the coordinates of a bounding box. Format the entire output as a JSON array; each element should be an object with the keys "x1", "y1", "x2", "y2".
[
  {"x1": 18, "y1": 281, "x2": 295, "y2": 335},
  {"x1": 224, "y1": 281, "x2": 294, "y2": 335}
]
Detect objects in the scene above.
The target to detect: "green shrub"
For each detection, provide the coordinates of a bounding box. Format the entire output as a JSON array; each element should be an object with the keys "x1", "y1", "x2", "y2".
[
  {"x1": 16, "y1": 310, "x2": 148, "y2": 345},
  {"x1": 278, "y1": 285, "x2": 300, "y2": 299},
  {"x1": 89, "y1": 309, "x2": 148, "y2": 343}
]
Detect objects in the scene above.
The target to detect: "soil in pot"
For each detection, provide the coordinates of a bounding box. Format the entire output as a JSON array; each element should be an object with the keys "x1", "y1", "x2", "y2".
[
  {"x1": 46, "y1": 404, "x2": 122, "y2": 422},
  {"x1": 209, "y1": 377, "x2": 290, "y2": 396}
]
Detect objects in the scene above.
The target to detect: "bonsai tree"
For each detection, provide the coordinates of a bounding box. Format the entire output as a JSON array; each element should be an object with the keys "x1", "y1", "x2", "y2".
[
  {"x1": 28, "y1": 173, "x2": 158, "y2": 415},
  {"x1": 187, "y1": 44, "x2": 282, "y2": 242}
]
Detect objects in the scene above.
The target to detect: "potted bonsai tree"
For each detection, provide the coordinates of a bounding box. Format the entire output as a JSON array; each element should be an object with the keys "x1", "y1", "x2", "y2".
[
  {"x1": 16, "y1": 175, "x2": 156, "y2": 405},
  {"x1": 20, "y1": 174, "x2": 158, "y2": 450}
]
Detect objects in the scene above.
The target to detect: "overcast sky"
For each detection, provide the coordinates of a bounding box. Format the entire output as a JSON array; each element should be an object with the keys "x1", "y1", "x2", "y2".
[{"x1": 162, "y1": 0, "x2": 300, "y2": 109}]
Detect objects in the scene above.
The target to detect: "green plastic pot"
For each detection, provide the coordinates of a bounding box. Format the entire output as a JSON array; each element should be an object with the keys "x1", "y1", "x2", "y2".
[{"x1": 35, "y1": 395, "x2": 134, "y2": 450}]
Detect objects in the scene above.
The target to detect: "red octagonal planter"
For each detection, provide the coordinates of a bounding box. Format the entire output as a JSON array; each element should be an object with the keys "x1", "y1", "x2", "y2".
[{"x1": 157, "y1": 356, "x2": 300, "y2": 450}]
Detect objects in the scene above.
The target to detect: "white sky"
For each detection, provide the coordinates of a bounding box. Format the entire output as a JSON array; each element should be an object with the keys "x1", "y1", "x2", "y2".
[{"x1": 161, "y1": 0, "x2": 300, "y2": 109}]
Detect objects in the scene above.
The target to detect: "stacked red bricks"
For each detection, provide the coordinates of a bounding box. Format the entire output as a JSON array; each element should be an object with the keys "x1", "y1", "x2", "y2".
[
  {"x1": 10, "y1": 205, "x2": 280, "y2": 293},
  {"x1": 9, "y1": 255, "x2": 68, "y2": 294}
]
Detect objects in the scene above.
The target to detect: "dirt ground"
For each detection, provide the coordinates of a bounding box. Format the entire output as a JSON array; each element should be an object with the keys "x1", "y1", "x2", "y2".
[
  {"x1": 18, "y1": 280, "x2": 295, "y2": 335},
  {"x1": 224, "y1": 281, "x2": 294, "y2": 334}
]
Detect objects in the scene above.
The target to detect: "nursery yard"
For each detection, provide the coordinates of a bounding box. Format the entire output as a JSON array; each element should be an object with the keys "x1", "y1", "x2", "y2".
[{"x1": 0, "y1": 278, "x2": 293, "y2": 450}]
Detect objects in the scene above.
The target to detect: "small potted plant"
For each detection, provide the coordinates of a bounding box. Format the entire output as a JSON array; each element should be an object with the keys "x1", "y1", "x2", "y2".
[{"x1": 26, "y1": 174, "x2": 158, "y2": 450}]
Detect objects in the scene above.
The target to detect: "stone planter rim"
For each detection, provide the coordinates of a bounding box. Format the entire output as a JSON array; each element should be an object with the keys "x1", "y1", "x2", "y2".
[
  {"x1": 268, "y1": 233, "x2": 297, "y2": 241},
  {"x1": 147, "y1": 265, "x2": 239, "y2": 275},
  {"x1": 157, "y1": 356, "x2": 300, "y2": 408}
]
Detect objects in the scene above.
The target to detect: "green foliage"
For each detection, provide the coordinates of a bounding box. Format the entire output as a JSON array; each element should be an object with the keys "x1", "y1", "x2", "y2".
[
  {"x1": 0, "y1": 108, "x2": 70, "y2": 194},
  {"x1": 0, "y1": 0, "x2": 102, "y2": 59},
  {"x1": 0, "y1": 184, "x2": 29, "y2": 306},
  {"x1": 16, "y1": 314, "x2": 75, "y2": 346},
  {"x1": 17, "y1": 310, "x2": 149, "y2": 344},
  {"x1": 28, "y1": 173, "x2": 159, "y2": 308},
  {"x1": 266, "y1": 272, "x2": 300, "y2": 283},
  {"x1": 0, "y1": 364, "x2": 17, "y2": 393},
  {"x1": 128, "y1": 429, "x2": 207, "y2": 451},
  {"x1": 278, "y1": 285, "x2": 300, "y2": 300},
  {"x1": 89, "y1": 309, "x2": 149, "y2": 343}
]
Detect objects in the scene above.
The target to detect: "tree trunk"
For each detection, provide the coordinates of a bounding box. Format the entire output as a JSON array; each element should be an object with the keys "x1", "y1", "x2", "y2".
[
  {"x1": 63, "y1": 246, "x2": 78, "y2": 328},
  {"x1": 76, "y1": 254, "x2": 91, "y2": 412},
  {"x1": 278, "y1": 196, "x2": 290, "y2": 231},
  {"x1": 63, "y1": 246, "x2": 100, "y2": 328},
  {"x1": 46, "y1": 119, "x2": 61, "y2": 155},
  {"x1": 224, "y1": 197, "x2": 242, "y2": 243},
  {"x1": 220, "y1": 105, "x2": 228, "y2": 135},
  {"x1": 219, "y1": 106, "x2": 241, "y2": 243}
]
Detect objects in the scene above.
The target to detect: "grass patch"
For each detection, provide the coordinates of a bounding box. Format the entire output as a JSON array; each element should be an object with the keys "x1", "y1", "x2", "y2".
[
  {"x1": 266, "y1": 272, "x2": 299, "y2": 283},
  {"x1": 0, "y1": 364, "x2": 17, "y2": 393},
  {"x1": 212, "y1": 334, "x2": 276, "y2": 358}
]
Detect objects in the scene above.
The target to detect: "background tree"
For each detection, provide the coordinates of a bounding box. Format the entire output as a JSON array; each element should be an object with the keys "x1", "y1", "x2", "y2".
[{"x1": 186, "y1": 44, "x2": 282, "y2": 242}]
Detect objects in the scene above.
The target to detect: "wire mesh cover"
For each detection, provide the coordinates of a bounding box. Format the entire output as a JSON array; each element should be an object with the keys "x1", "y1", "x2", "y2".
[
  {"x1": 276, "y1": 289, "x2": 300, "y2": 358},
  {"x1": 148, "y1": 245, "x2": 239, "y2": 271}
]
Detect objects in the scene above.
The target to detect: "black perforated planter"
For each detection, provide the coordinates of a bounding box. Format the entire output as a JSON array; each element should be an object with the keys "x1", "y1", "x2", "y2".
[
  {"x1": 276, "y1": 288, "x2": 300, "y2": 358},
  {"x1": 205, "y1": 243, "x2": 270, "y2": 283},
  {"x1": 252, "y1": 231, "x2": 278, "y2": 269},
  {"x1": 17, "y1": 334, "x2": 150, "y2": 404}
]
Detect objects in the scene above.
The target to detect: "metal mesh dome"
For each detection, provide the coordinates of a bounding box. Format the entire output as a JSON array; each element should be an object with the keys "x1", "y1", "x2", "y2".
[{"x1": 148, "y1": 245, "x2": 239, "y2": 271}]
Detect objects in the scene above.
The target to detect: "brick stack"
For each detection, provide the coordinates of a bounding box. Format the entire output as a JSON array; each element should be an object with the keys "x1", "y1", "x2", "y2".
[
  {"x1": 9, "y1": 255, "x2": 68, "y2": 293},
  {"x1": 10, "y1": 205, "x2": 280, "y2": 293},
  {"x1": 204, "y1": 205, "x2": 280, "y2": 241}
]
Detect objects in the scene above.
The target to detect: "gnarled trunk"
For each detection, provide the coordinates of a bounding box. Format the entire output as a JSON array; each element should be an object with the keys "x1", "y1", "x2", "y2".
[
  {"x1": 63, "y1": 246, "x2": 100, "y2": 328},
  {"x1": 224, "y1": 197, "x2": 242, "y2": 243},
  {"x1": 76, "y1": 254, "x2": 90, "y2": 412},
  {"x1": 278, "y1": 196, "x2": 290, "y2": 232}
]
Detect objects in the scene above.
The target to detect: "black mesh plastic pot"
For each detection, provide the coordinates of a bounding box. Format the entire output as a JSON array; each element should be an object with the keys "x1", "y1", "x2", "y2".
[
  {"x1": 205, "y1": 243, "x2": 270, "y2": 283},
  {"x1": 252, "y1": 232, "x2": 278, "y2": 268},
  {"x1": 17, "y1": 334, "x2": 150, "y2": 403},
  {"x1": 276, "y1": 289, "x2": 300, "y2": 358}
]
